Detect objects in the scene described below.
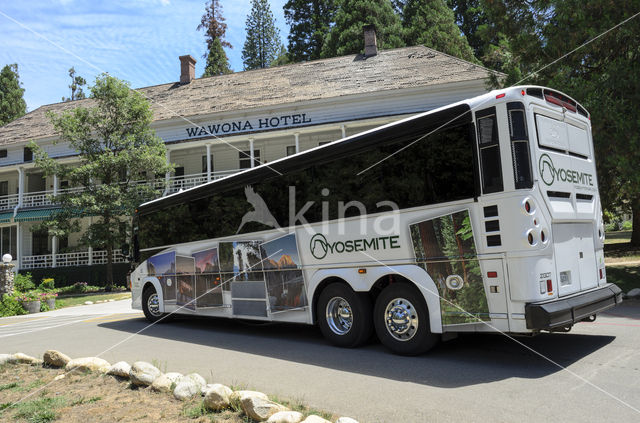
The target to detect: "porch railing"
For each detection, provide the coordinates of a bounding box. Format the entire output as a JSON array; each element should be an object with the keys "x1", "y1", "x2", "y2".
[
  {"x1": 21, "y1": 249, "x2": 128, "y2": 270},
  {"x1": 0, "y1": 170, "x2": 240, "y2": 212}
]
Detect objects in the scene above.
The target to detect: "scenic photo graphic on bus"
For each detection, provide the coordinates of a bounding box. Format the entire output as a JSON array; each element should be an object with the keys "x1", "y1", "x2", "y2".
[
  {"x1": 260, "y1": 233, "x2": 307, "y2": 312},
  {"x1": 409, "y1": 210, "x2": 489, "y2": 325},
  {"x1": 192, "y1": 247, "x2": 223, "y2": 308},
  {"x1": 147, "y1": 251, "x2": 177, "y2": 302},
  {"x1": 176, "y1": 255, "x2": 196, "y2": 311}
]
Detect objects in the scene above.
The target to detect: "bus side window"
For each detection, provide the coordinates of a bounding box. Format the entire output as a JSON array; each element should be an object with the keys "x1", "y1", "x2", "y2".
[
  {"x1": 476, "y1": 107, "x2": 503, "y2": 194},
  {"x1": 507, "y1": 102, "x2": 533, "y2": 189}
]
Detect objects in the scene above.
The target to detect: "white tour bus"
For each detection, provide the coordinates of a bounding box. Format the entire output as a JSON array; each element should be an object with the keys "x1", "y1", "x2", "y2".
[{"x1": 130, "y1": 86, "x2": 622, "y2": 355}]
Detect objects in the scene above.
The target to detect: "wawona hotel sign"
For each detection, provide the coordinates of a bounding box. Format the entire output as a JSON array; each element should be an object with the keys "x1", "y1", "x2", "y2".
[{"x1": 185, "y1": 113, "x2": 313, "y2": 139}]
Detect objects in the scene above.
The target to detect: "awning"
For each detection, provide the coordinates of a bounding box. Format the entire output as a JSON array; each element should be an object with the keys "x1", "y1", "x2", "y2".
[
  {"x1": 14, "y1": 208, "x2": 61, "y2": 222},
  {"x1": 0, "y1": 212, "x2": 13, "y2": 223}
]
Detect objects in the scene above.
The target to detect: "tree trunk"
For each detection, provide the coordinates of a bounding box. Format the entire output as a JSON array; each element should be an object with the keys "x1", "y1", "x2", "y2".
[
  {"x1": 631, "y1": 199, "x2": 640, "y2": 246},
  {"x1": 106, "y1": 242, "x2": 114, "y2": 288}
]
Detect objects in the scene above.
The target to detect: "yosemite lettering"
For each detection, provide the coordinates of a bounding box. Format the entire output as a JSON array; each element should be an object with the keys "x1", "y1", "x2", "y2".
[
  {"x1": 310, "y1": 233, "x2": 401, "y2": 260},
  {"x1": 185, "y1": 113, "x2": 312, "y2": 138},
  {"x1": 538, "y1": 153, "x2": 594, "y2": 187}
]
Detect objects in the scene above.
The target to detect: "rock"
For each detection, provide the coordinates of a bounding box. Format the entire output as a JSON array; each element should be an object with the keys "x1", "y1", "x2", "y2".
[
  {"x1": 66, "y1": 357, "x2": 111, "y2": 373},
  {"x1": 53, "y1": 374, "x2": 65, "y2": 381},
  {"x1": 12, "y1": 353, "x2": 42, "y2": 365},
  {"x1": 203, "y1": 384, "x2": 233, "y2": 411},
  {"x1": 84, "y1": 301, "x2": 93, "y2": 305},
  {"x1": 129, "y1": 361, "x2": 162, "y2": 386},
  {"x1": 267, "y1": 411, "x2": 304, "y2": 423},
  {"x1": 627, "y1": 288, "x2": 640, "y2": 298},
  {"x1": 107, "y1": 361, "x2": 132, "y2": 378},
  {"x1": 185, "y1": 373, "x2": 206, "y2": 392},
  {"x1": 335, "y1": 418, "x2": 359, "y2": 423},
  {"x1": 108, "y1": 299, "x2": 115, "y2": 302},
  {"x1": 240, "y1": 394, "x2": 288, "y2": 422},
  {"x1": 173, "y1": 378, "x2": 200, "y2": 401},
  {"x1": 301, "y1": 416, "x2": 332, "y2": 423},
  {"x1": 230, "y1": 390, "x2": 269, "y2": 409},
  {"x1": 151, "y1": 372, "x2": 184, "y2": 392},
  {"x1": 43, "y1": 350, "x2": 71, "y2": 368},
  {"x1": 0, "y1": 354, "x2": 17, "y2": 365}
]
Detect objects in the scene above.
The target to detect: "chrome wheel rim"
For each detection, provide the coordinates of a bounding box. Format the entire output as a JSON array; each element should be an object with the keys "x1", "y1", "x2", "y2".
[
  {"x1": 325, "y1": 297, "x2": 353, "y2": 335},
  {"x1": 147, "y1": 293, "x2": 162, "y2": 317},
  {"x1": 384, "y1": 298, "x2": 418, "y2": 341}
]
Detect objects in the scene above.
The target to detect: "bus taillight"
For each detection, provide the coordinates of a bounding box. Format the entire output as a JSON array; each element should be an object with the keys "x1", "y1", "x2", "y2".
[{"x1": 547, "y1": 279, "x2": 553, "y2": 293}]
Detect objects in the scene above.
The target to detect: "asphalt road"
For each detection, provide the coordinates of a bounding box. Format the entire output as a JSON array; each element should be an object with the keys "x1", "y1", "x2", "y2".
[{"x1": 2, "y1": 299, "x2": 640, "y2": 423}]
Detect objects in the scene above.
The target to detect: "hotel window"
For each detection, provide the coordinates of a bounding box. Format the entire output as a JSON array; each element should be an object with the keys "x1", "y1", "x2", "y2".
[
  {"x1": 24, "y1": 147, "x2": 33, "y2": 162},
  {"x1": 239, "y1": 150, "x2": 261, "y2": 169},
  {"x1": 0, "y1": 181, "x2": 7, "y2": 197},
  {"x1": 0, "y1": 149, "x2": 7, "y2": 158},
  {"x1": 286, "y1": 146, "x2": 296, "y2": 156},
  {"x1": 0, "y1": 226, "x2": 17, "y2": 259},
  {"x1": 201, "y1": 155, "x2": 214, "y2": 174}
]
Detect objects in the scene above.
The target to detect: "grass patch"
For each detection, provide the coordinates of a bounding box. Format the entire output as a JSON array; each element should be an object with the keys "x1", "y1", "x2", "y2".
[
  {"x1": 10, "y1": 396, "x2": 68, "y2": 423},
  {"x1": 605, "y1": 266, "x2": 640, "y2": 294},
  {"x1": 70, "y1": 396, "x2": 102, "y2": 406},
  {"x1": 605, "y1": 231, "x2": 632, "y2": 245},
  {"x1": 55, "y1": 293, "x2": 131, "y2": 309},
  {"x1": 270, "y1": 395, "x2": 335, "y2": 422},
  {"x1": 0, "y1": 382, "x2": 20, "y2": 391}
]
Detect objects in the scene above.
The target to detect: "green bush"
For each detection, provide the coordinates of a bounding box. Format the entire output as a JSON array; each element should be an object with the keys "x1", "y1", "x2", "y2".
[
  {"x1": 622, "y1": 220, "x2": 633, "y2": 231},
  {"x1": 14, "y1": 272, "x2": 35, "y2": 292},
  {"x1": 39, "y1": 278, "x2": 55, "y2": 291},
  {"x1": 0, "y1": 294, "x2": 27, "y2": 317}
]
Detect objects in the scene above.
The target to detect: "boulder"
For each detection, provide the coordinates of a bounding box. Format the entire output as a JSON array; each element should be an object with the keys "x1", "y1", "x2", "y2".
[
  {"x1": 240, "y1": 394, "x2": 288, "y2": 422},
  {"x1": 0, "y1": 354, "x2": 17, "y2": 365},
  {"x1": 336, "y1": 418, "x2": 359, "y2": 423},
  {"x1": 230, "y1": 390, "x2": 269, "y2": 409},
  {"x1": 53, "y1": 374, "x2": 65, "y2": 381},
  {"x1": 627, "y1": 288, "x2": 640, "y2": 298},
  {"x1": 185, "y1": 373, "x2": 207, "y2": 392},
  {"x1": 173, "y1": 378, "x2": 200, "y2": 401},
  {"x1": 267, "y1": 411, "x2": 304, "y2": 423},
  {"x1": 66, "y1": 357, "x2": 111, "y2": 373},
  {"x1": 301, "y1": 416, "x2": 332, "y2": 423},
  {"x1": 107, "y1": 361, "x2": 132, "y2": 378},
  {"x1": 84, "y1": 301, "x2": 94, "y2": 305},
  {"x1": 43, "y1": 350, "x2": 71, "y2": 368},
  {"x1": 151, "y1": 372, "x2": 184, "y2": 393},
  {"x1": 203, "y1": 384, "x2": 233, "y2": 411},
  {"x1": 129, "y1": 361, "x2": 162, "y2": 386},
  {"x1": 12, "y1": 353, "x2": 42, "y2": 365}
]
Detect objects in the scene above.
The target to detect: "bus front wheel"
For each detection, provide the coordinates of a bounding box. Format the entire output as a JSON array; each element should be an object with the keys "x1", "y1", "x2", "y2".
[
  {"x1": 374, "y1": 283, "x2": 439, "y2": 355},
  {"x1": 317, "y1": 283, "x2": 373, "y2": 348},
  {"x1": 142, "y1": 286, "x2": 168, "y2": 323}
]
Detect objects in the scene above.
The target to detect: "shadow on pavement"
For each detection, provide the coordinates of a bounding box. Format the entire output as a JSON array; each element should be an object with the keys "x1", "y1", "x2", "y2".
[{"x1": 99, "y1": 314, "x2": 616, "y2": 389}]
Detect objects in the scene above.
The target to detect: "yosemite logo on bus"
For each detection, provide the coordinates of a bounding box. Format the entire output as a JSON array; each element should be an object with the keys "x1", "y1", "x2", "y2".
[
  {"x1": 309, "y1": 233, "x2": 400, "y2": 260},
  {"x1": 538, "y1": 153, "x2": 594, "y2": 187}
]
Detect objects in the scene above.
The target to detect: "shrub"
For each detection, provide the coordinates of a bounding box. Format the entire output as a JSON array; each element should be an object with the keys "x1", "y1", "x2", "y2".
[
  {"x1": 14, "y1": 273, "x2": 35, "y2": 292},
  {"x1": 16, "y1": 291, "x2": 41, "y2": 302},
  {"x1": 0, "y1": 294, "x2": 28, "y2": 317},
  {"x1": 40, "y1": 278, "x2": 55, "y2": 291},
  {"x1": 622, "y1": 220, "x2": 633, "y2": 231}
]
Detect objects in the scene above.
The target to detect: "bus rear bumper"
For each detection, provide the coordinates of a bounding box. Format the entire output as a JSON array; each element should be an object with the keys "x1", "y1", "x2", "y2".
[{"x1": 525, "y1": 284, "x2": 623, "y2": 330}]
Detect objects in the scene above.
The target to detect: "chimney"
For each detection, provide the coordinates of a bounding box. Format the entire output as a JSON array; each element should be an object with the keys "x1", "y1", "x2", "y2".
[
  {"x1": 363, "y1": 25, "x2": 377, "y2": 57},
  {"x1": 179, "y1": 55, "x2": 197, "y2": 84}
]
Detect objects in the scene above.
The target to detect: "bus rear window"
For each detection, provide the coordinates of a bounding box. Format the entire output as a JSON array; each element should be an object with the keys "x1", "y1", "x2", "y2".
[
  {"x1": 476, "y1": 107, "x2": 503, "y2": 194},
  {"x1": 508, "y1": 102, "x2": 533, "y2": 189}
]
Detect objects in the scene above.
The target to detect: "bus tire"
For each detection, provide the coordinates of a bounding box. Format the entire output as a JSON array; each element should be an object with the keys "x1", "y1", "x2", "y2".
[
  {"x1": 142, "y1": 285, "x2": 168, "y2": 323},
  {"x1": 317, "y1": 282, "x2": 373, "y2": 348},
  {"x1": 374, "y1": 283, "x2": 439, "y2": 355}
]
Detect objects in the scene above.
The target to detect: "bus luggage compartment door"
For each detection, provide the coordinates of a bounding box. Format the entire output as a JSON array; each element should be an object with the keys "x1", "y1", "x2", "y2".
[{"x1": 553, "y1": 223, "x2": 598, "y2": 297}]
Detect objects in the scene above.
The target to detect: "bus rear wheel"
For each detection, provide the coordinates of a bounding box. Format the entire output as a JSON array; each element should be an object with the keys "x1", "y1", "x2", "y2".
[
  {"x1": 142, "y1": 286, "x2": 167, "y2": 323},
  {"x1": 317, "y1": 283, "x2": 373, "y2": 348},
  {"x1": 374, "y1": 283, "x2": 439, "y2": 355}
]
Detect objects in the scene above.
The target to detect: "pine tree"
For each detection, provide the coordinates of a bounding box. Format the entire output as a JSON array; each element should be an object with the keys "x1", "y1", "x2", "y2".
[
  {"x1": 402, "y1": 0, "x2": 476, "y2": 62},
  {"x1": 0, "y1": 64, "x2": 27, "y2": 126},
  {"x1": 198, "y1": 0, "x2": 232, "y2": 76},
  {"x1": 62, "y1": 67, "x2": 87, "y2": 102},
  {"x1": 447, "y1": 0, "x2": 489, "y2": 59},
  {"x1": 321, "y1": 0, "x2": 405, "y2": 58},
  {"x1": 284, "y1": 0, "x2": 337, "y2": 62},
  {"x1": 242, "y1": 0, "x2": 283, "y2": 70}
]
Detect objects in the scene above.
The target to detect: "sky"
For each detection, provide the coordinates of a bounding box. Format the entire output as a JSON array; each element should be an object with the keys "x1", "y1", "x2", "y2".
[{"x1": 0, "y1": 0, "x2": 290, "y2": 112}]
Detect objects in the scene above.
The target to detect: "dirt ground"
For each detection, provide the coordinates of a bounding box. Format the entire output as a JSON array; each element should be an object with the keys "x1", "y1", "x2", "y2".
[{"x1": 0, "y1": 363, "x2": 281, "y2": 422}]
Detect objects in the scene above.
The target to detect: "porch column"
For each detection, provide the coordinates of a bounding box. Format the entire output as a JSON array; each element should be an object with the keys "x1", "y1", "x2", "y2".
[
  {"x1": 52, "y1": 235, "x2": 57, "y2": 268},
  {"x1": 53, "y1": 174, "x2": 59, "y2": 196},
  {"x1": 163, "y1": 149, "x2": 171, "y2": 196},
  {"x1": 17, "y1": 167, "x2": 24, "y2": 208},
  {"x1": 249, "y1": 138, "x2": 255, "y2": 168},
  {"x1": 88, "y1": 246, "x2": 93, "y2": 266},
  {"x1": 16, "y1": 224, "x2": 21, "y2": 270},
  {"x1": 206, "y1": 144, "x2": 212, "y2": 181},
  {"x1": 341, "y1": 124, "x2": 346, "y2": 139},
  {"x1": 294, "y1": 132, "x2": 300, "y2": 153}
]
